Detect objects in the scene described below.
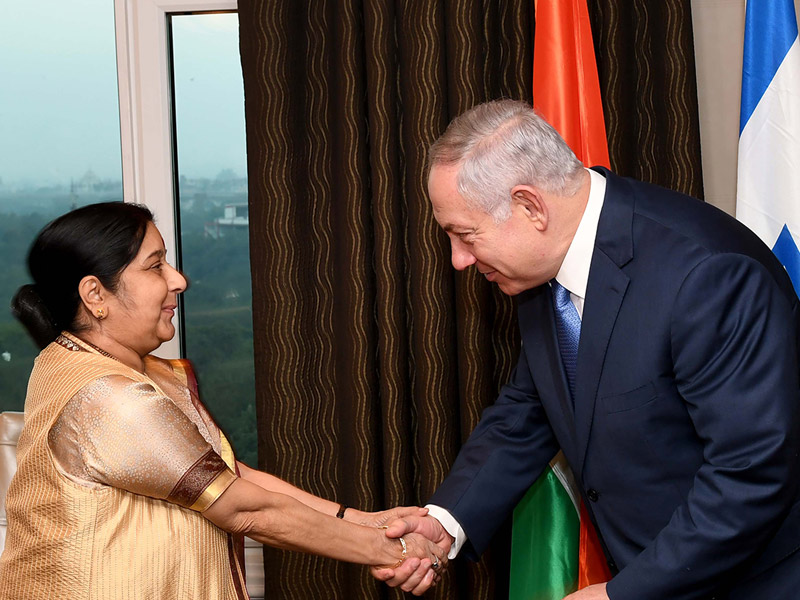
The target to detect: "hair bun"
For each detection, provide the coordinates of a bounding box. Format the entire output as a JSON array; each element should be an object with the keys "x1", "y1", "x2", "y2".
[{"x1": 11, "y1": 284, "x2": 59, "y2": 350}]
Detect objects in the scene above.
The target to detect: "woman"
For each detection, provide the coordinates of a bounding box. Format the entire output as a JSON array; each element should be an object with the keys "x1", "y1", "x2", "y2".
[{"x1": 0, "y1": 202, "x2": 443, "y2": 599}]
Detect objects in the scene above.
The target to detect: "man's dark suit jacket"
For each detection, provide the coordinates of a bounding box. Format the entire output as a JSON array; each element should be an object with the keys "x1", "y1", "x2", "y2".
[{"x1": 429, "y1": 168, "x2": 800, "y2": 599}]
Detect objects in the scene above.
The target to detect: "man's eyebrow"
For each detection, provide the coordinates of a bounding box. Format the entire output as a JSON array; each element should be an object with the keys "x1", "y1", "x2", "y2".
[{"x1": 442, "y1": 223, "x2": 470, "y2": 233}]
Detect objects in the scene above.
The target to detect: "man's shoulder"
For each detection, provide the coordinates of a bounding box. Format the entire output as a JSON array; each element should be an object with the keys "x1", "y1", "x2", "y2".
[
  {"x1": 599, "y1": 168, "x2": 724, "y2": 226},
  {"x1": 600, "y1": 169, "x2": 770, "y2": 259}
]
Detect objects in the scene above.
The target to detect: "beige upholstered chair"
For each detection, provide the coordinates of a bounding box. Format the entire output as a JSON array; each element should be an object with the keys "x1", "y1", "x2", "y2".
[
  {"x1": 0, "y1": 411, "x2": 24, "y2": 554},
  {"x1": 244, "y1": 537, "x2": 264, "y2": 598}
]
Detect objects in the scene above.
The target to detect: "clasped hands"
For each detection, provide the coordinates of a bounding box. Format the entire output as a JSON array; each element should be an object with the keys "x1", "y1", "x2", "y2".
[
  {"x1": 359, "y1": 509, "x2": 608, "y2": 599},
  {"x1": 356, "y1": 507, "x2": 453, "y2": 596}
]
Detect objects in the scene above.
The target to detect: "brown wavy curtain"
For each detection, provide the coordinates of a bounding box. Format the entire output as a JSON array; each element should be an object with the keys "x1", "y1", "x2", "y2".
[{"x1": 237, "y1": 1, "x2": 701, "y2": 599}]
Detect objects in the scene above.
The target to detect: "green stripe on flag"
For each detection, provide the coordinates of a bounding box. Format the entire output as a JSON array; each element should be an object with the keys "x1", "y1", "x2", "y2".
[{"x1": 509, "y1": 457, "x2": 580, "y2": 600}]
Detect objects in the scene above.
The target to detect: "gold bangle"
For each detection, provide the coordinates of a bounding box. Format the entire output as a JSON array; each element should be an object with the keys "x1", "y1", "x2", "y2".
[
  {"x1": 378, "y1": 525, "x2": 407, "y2": 568},
  {"x1": 393, "y1": 536, "x2": 407, "y2": 568}
]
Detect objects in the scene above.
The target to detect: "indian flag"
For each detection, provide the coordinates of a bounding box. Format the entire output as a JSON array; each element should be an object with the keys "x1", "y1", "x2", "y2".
[
  {"x1": 511, "y1": 453, "x2": 578, "y2": 599},
  {"x1": 510, "y1": 0, "x2": 611, "y2": 597}
]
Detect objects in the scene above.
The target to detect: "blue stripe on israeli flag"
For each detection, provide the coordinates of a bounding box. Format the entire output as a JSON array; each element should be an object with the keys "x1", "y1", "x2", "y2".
[{"x1": 736, "y1": 0, "x2": 800, "y2": 295}]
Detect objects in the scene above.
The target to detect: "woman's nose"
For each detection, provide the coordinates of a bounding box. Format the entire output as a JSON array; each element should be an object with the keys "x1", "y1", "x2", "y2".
[{"x1": 167, "y1": 263, "x2": 188, "y2": 293}]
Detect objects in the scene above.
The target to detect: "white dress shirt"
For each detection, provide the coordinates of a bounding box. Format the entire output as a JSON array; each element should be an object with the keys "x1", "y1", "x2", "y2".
[{"x1": 428, "y1": 169, "x2": 607, "y2": 558}]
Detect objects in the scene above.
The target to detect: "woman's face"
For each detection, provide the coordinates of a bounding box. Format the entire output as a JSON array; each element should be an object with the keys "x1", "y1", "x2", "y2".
[{"x1": 104, "y1": 222, "x2": 187, "y2": 356}]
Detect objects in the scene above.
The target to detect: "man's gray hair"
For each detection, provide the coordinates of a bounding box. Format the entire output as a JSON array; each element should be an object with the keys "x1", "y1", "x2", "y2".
[{"x1": 427, "y1": 100, "x2": 585, "y2": 221}]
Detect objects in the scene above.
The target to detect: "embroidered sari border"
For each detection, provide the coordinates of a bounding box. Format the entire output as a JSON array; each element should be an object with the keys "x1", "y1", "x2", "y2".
[{"x1": 167, "y1": 449, "x2": 236, "y2": 511}]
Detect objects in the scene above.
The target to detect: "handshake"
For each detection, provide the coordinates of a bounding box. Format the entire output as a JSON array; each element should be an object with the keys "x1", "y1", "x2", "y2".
[
  {"x1": 361, "y1": 507, "x2": 610, "y2": 600},
  {"x1": 356, "y1": 507, "x2": 455, "y2": 596}
]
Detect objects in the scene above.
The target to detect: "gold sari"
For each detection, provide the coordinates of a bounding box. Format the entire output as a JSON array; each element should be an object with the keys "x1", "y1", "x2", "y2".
[{"x1": 0, "y1": 332, "x2": 248, "y2": 600}]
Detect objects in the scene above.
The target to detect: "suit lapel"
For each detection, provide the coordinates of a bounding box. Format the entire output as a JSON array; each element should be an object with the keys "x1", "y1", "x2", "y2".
[
  {"x1": 518, "y1": 169, "x2": 637, "y2": 476},
  {"x1": 573, "y1": 252, "x2": 629, "y2": 474},
  {"x1": 518, "y1": 287, "x2": 579, "y2": 464},
  {"x1": 572, "y1": 168, "x2": 635, "y2": 475}
]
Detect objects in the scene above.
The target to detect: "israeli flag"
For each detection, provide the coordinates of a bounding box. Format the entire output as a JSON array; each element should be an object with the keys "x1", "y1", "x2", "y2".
[{"x1": 736, "y1": 0, "x2": 800, "y2": 295}]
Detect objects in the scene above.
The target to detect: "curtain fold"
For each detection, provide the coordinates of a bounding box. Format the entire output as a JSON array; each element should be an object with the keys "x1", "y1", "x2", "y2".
[{"x1": 237, "y1": 1, "x2": 702, "y2": 598}]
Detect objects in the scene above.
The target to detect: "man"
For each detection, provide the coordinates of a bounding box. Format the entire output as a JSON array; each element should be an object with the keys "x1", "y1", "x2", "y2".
[{"x1": 376, "y1": 100, "x2": 800, "y2": 598}]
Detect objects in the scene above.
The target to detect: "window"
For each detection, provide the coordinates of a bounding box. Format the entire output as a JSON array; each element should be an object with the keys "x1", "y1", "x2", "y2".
[
  {"x1": 170, "y1": 12, "x2": 256, "y2": 467},
  {"x1": 2, "y1": 2, "x2": 257, "y2": 466},
  {"x1": 0, "y1": 0, "x2": 122, "y2": 411}
]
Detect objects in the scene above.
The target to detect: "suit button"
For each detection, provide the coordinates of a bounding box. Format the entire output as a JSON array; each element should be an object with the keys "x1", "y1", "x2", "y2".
[{"x1": 587, "y1": 489, "x2": 599, "y2": 502}]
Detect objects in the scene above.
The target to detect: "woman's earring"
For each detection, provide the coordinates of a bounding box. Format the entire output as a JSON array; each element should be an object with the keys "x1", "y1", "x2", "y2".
[{"x1": 96, "y1": 307, "x2": 106, "y2": 319}]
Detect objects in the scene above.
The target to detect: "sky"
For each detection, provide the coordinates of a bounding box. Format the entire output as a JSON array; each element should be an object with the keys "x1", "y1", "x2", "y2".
[
  {"x1": 172, "y1": 13, "x2": 247, "y2": 183},
  {"x1": 0, "y1": 1, "x2": 246, "y2": 188}
]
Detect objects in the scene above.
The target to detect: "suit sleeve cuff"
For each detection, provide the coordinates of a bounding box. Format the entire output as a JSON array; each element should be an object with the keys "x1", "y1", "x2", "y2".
[{"x1": 425, "y1": 504, "x2": 466, "y2": 559}]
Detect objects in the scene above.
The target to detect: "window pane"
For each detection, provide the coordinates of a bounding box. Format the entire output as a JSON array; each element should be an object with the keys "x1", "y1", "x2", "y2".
[
  {"x1": 170, "y1": 13, "x2": 256, "y2": 467},
  {"x1": 0, "y1": 1, "x2": 122, "y2": 412}
]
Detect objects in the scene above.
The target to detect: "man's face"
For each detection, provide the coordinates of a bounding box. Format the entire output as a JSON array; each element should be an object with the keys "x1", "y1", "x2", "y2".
[{"x1": 428, "y1": 164, "x2": 555, "y2": 295}]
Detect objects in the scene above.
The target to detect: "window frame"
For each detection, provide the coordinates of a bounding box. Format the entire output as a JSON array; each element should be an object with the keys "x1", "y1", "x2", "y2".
[{"x1": 113, "y1": 0, "x2": 238, "y2": 358}]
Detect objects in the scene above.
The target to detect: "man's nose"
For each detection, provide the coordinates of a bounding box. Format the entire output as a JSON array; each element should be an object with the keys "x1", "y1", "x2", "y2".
[{"x1": 451, "y1": 242, "x2": 477, "y2": 271}]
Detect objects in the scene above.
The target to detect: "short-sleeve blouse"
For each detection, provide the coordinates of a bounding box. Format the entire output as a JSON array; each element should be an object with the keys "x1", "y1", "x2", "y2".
[{"x1": 47, "y1": 337, "x2": 236, "y2": 512}]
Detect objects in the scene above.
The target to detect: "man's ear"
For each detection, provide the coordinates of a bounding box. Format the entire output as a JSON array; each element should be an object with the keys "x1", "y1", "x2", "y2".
[
  {"x1": 511, "y1": 184, "x2": 548, "y2": 231},
  {"x1": 77, "y1": 276, "x2": 107, "y2": 319}
]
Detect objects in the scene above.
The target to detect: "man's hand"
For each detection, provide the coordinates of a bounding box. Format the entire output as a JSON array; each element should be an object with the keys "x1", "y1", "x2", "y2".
[
  {"x1": 383, "y1": 514, "x2": 453, "y2": 554},
  {"x1": 562, "y1": 583, "x2": 608, "y2": 600},
  {"x1": 370, "y1": 515, "x2": 454, "y2": 595}
]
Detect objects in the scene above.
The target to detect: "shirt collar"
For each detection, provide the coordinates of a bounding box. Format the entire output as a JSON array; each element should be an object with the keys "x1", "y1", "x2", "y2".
[{"x1": 554, "y1": 168, "x2": 606, "y2": 301}]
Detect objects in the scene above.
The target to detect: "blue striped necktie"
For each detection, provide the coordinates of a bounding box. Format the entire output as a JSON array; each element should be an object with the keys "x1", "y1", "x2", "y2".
[{"x1": 551, "y1": 279, "x2": 581, "y2": 399}]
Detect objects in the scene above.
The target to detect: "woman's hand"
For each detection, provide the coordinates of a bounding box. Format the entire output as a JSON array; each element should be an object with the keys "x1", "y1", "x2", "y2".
[
  {"x1": 372, "y1": 532, "x2": 447, "y2": 596},
  {"x1": 370, "y1": 515, "x2": 453, "y2": 594},
  {"x1": 344, "y1": 505, "x2": 428, "y2": 528}
]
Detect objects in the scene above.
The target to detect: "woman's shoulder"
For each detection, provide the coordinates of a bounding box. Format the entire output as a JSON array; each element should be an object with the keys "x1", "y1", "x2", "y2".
[
  {"x1": 144, "y1": 353, "x2": 196, "y2": 373},
  {"x1": 36, "y1": 333, "x2": 137, "y2": 374},
  {"x1": 43, "y1": 374, "x2": 161, "y2": 434},
  {"x1": 28, "y1": 335, "x2": 143, "y2": 402},
  {"x1": 143, "y1": 355, "x2": 199, "y2": 394}
]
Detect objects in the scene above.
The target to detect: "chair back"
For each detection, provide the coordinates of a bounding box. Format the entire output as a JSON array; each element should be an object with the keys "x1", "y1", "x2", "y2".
[{"x1": 0, "y1": 411, "x2": 24, "y2": 553}]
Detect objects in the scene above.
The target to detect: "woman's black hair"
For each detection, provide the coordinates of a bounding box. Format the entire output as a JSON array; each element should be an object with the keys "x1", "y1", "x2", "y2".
[{"x1": 11, "y1": 202, "x2": 154, "y2": 349}]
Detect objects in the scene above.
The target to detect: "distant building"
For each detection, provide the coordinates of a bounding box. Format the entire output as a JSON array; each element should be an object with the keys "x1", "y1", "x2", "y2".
[
  {"x1": 205, "y1": 203, "x2": 248, "y2": 238},
  {"x1": 74, "y1": 169, "x2": 100, "y2": 193}
]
